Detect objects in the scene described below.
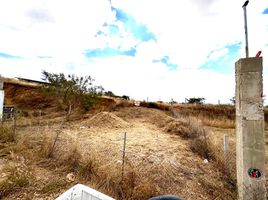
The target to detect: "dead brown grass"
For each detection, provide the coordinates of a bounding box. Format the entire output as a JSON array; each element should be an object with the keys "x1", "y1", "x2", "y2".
[
  {"x1": 165, "y1": 117, "x2": 215, "y2": 160},
  {"x1": 39, "y1": 131, "x2": 54, "y2": 159},
  {"x1": 0, "y1": 124, "x2": 15, "y2": 143},
  {"x1": 0, "y1": 106, "x2": 240, "y2": 200},
  {"x1": 164, "y1": 115, "x2": 237, "y2": 194},
  {"x1": 172, "y1": 104, "x2": 235, "y2": 129},
  {"x1": 51, "y1": 139, "x2": 157, "y2": 200},
  {"x1": 0, "y1": 160, "x2": 34, "y2": 198},
  {"x1": 38, "y1": 179, "x2": 67, "y2": 195}
]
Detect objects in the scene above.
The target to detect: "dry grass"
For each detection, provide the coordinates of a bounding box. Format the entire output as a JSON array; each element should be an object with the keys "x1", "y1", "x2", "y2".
[
  {"x1": 1, "y1": 81, "x2": 248, "y2": 199},
  {"x1": 164, "y1": 116, "x2": 214, "y2": 159},
  {"x1": 187, "y1": 124, "x2": 237, "y2": 199},
  {"x1": 0, "y1": 106, "x2": 240, "y2": 199},
  {"x1": 38, "y1": 179, "x2": 67, "y2": 195},
  {"x1": 172, "y1": 104, "x2": 235, "y2": 129},
  {"x1": 200, "y1": 117, "x2": 235, "y2": 129},
  {"x1": 53, "y1": 142, "x2": 153, "y2": 199},
  {"x1": 0, "y1": 161, "x2": 33, "y2": 198},
  {"x1": 39, "y1": 131, "x2": 54, "y2": 159},
  {"x1": 0, "y1": 124, "x2": 15, "y2": 143},
  {"x1": 165, "y1": 115, "x2": 237, "y2": 193}
]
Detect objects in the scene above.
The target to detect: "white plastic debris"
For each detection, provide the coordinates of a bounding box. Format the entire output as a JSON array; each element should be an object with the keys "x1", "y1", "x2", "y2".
[
  {"x1": 134, "y1": 101, "x2": 140, "y2": 106},
  {"x1": 56, "y1": 184, "x2": 115, "y2": 200},
  {"x1": 79, "y1": 125, "x2": 88, "y2": 129},
  {"x1": 203, "y1": 159, "x2": 208, "y2": 164}
]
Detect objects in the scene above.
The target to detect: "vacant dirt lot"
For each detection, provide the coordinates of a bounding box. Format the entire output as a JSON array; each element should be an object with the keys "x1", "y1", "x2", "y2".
[{"x1": 0, "y1": 107, "x2": 239, "y2": 199}]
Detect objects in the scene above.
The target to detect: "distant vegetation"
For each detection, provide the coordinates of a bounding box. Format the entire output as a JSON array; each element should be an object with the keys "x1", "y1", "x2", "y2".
[
  {"x1": 104, "y1": 90, "x2": 130, "y2": 100},
  {"x1": 185, "y1": 97, "x2": 205, "y2": 104},
  {"x1": 104, "y1": 91, "x2": 116, "y2": 97},
  {"x1": 140, "y1": 101, "x2": 170, "y2": 111}
]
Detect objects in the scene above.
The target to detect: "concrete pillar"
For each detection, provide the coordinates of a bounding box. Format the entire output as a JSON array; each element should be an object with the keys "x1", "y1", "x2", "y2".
[
  {"x1": 235, "y1": 57, "x2": 266, "y2": 200},
  {"x1": 0, "y1": 77, "x2": 4, "y2": 121}
]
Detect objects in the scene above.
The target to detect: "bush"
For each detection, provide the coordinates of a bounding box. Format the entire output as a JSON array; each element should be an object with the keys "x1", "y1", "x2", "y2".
[
  {"x1": 140, "y1": 101, "x2": 171, "y2": 111},
  {"x1": 190, "y1": 137, "x2": 213, "y2": 160},
  {"x1": 83, "y1": 94, "x2": 101, "y2": 111},
  {"x1": 186, "y1": 97, "x2": 205, "y2": 104},
  {"x1": 140, "y1": 101, "x2": 156, "y2": 108}
]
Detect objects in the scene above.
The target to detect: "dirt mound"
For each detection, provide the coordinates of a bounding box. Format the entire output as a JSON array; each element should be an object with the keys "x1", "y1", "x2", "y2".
[
  {"x1": 86, "y1": 112, "x2": 130, "y2": 129},
  {"x1": 115, "y1": 107, "x2": 174, "y2": 128}
]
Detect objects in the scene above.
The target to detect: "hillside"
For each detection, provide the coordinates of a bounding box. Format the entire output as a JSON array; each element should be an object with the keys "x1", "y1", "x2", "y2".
[{"x1": 3, "y1": 78, "x2": 53, "y2": 109}]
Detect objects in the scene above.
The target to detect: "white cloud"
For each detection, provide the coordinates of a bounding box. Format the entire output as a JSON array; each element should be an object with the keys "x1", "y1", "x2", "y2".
[
  {"x1": 208, "y1": 48, "x2": 229, "y2": 61},
  {"x1": 0, "y1": 0, "x2": 268, "y2": 104},
  {"x1": 0, "y1": 0, "x2": 113, "y2": 57}
]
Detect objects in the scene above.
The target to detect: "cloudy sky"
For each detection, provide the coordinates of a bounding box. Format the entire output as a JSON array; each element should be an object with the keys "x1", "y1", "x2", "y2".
[{"x1": 0, "y1": 0, "x2": 267, "y2": 103}]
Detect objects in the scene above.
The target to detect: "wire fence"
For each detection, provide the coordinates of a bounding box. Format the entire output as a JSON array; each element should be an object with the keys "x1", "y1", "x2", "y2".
[{"x1": 1, "y1": 107, "x2": 267, "y2": 200}]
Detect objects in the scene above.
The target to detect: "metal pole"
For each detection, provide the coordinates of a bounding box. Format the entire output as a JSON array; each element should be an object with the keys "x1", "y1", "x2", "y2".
[
  {"x1": 243, "y1": 1, "x2": 249, "y2": 58},
  {"x1": 13, "y1": 107, "x2": 16, "y2": 139},
  {"x1": 223, "y1": 134, "x2": 229, "y2": 172}
]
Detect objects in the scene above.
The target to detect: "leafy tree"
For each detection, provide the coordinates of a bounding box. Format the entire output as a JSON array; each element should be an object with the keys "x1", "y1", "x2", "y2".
[
  {"x1": 41, "y1": 71, "x2": 103, "y2": 119},
  {"x1": 104, "y1": 91, "x2": 116, "y2": 97},
  {"x1": 186, "y1": 97, "x2": 205, "y2": 104},
  {"x1": 121, "y1": 95, "x2": 130, "y2": 100}
]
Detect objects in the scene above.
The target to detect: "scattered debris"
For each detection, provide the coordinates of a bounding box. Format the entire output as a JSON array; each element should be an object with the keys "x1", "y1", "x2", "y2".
[{"x1": 65, "y1": 173, "x2": 75, "y2": 183}]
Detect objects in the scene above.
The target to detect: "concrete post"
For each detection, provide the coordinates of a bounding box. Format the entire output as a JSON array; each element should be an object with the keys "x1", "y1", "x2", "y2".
[
  {"x1": 0, "y1": 77, "x2": 4, "y2": 121},
  {"x1": 235, "y1": 57, "x2": 266, "y2": 200}
]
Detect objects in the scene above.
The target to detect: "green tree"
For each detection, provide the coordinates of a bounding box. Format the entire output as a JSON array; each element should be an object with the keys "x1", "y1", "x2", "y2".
[
  {"x1": 186, "y1": 97, "x2": 205, "y2": 104},
  {"x1": 104, "y1": 91, "x2": 116, "y2": 97},
  {"x1": 121, "y1": 95, "x2": 130, "y2": 100},
  {"x1": 41, "y1": 71, "x2": 103, "y2": 119}
]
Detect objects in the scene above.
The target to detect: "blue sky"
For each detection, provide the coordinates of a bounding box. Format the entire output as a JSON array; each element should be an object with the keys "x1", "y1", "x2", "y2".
[
  {"x1": 201, "y1": 43, "x2": 241, "y2": 74},
  {"x1": 0, "y1": 52, "x2": 21, "y2": 59},
  {"x1": 0, "y1": 0, "x2": 268, "y2": 103}
]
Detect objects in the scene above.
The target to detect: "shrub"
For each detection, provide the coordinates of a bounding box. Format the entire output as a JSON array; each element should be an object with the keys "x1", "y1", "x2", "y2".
[
  {"x1": 190, "y1": 137, "x2": 213, "y2": 160},
  {"x1": 140, "y1": 101, "x2": 171, "y2": 112},
  {"x1": 186, "y1": 97, "x2": 205, "y2": 104}
]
